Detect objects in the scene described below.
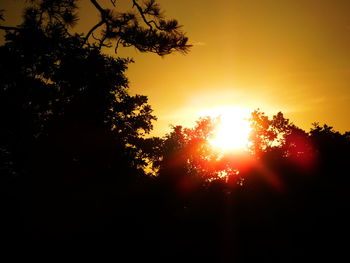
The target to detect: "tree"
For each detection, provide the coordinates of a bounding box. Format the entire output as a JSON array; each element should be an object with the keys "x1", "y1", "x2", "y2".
[
  {"x1": 0, "y1": 0, "x2": 191, "y2": 55},
  {"x1": 249, "y1": 110, "x2": 296, "y2": 155},
  {"x1": 155, "y1": 117, "x2": 252, "y2": 192},
  {"x1": 155, "y1": 110, "x2": 321, "y2": 190},
  {"x1": 0, "y1": 0, "x2": 190, "y2": 241},
  {"x1": 153, "y1": 110, "x2": 350, "y2": 262},
  {"x1": 0, "y1": 0, "x2": 190, "y2": 175},
  {"x1": 153, "y1": 120, "x2": 211, "y2": 194}
]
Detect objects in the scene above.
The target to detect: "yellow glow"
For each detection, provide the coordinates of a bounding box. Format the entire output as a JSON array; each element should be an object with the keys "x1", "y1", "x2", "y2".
[{"x1": 199, "y1": 106, "x2": 252, "y2": 151}]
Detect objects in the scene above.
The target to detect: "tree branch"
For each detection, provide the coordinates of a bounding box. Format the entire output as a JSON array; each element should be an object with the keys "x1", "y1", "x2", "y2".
[
  {"x1": 131, "y1": 0, "x2": 173, "y2": 32},
  {"x1": 0, "y1": 25, "x2": 18, "y2": 31},
  {"x1": 85, "y1": 0, "x2": 190, "y2": 55},
  {"x1": 132, "y1": 0, "x2": 154, "y2": 31},
  {"x1": 90, "y1": 0, "x2": 107, "y2": 15},
  {"x1": 84, "y1": 0, "x2": 111, "y2": 46},
  {"x1": 83, "y1": 20, "x2": 105, "y2": 45}
]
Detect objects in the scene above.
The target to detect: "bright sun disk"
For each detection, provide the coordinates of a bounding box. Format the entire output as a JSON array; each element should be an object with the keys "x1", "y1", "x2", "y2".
[{"x1": 199, "y1": 107, "x2": 252, "y2": 151}]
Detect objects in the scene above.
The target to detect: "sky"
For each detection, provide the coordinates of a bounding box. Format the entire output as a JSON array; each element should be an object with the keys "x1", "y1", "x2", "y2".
[{"x1": 2, "y1": 0, "x2": 350, "y2": 136}]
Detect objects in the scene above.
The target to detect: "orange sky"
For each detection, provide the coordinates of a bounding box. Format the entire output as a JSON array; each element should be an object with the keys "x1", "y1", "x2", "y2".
[{"x1": 2, "y1": 0, "x2": 350, "y2": 136}]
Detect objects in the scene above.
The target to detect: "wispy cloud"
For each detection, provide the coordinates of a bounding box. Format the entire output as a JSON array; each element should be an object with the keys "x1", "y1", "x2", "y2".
[{"x1": 190, "y1": 41, "x2": 206, "y2": 46}]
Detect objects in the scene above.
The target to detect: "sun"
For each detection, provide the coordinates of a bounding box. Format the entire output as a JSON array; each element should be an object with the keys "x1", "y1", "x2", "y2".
[
  {"x1": 210, "y1": 113, "x2": 252, "y2": 151},
  {"x1": 199, "y1": 106, "x2": 252, "y2": 152}
]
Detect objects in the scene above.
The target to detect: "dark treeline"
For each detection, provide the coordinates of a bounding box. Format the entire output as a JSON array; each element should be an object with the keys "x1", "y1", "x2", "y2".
[{"x1": 1, "y1": 1, "x2": 349, "y2": 261}]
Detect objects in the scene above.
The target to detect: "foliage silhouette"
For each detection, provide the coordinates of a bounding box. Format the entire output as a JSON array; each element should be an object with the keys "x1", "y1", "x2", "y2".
[
  {"x1": 0, "y1": 0, "x2": 188, "y2": 245},
  {"x1": 154, "y1": 110, "x2": 350, "y2": 261},
  {"x1": 1, "y1": 1, "x2": 349, "y2": 262}
]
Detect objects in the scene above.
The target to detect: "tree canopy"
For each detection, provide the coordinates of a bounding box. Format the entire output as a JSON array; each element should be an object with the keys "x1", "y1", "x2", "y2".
[
  {"x1": 0, "y1": 0, "x2": 190, "y2": 244},
  {"x1": 0, "y1": 0, "x2": 191, "y2": 179}
]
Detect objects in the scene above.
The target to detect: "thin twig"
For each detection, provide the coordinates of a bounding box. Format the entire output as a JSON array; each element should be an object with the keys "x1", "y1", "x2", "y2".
[{"x1": 110, "y1": 0, "x2": 117, "y2": 7}]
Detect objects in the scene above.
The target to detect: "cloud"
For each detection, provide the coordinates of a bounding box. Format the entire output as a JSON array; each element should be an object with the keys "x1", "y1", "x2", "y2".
[{"x1": 190, "y1": 41, "x2": 206, "y2": 46}]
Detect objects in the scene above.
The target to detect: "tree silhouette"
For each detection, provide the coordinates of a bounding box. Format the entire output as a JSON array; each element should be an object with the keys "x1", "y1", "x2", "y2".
[
  {"x1": 0, "y1": 0, "x2": 189, "y2": 243},
  {"x1": 152, "y1": 110, "x2": 350, "y2": 262}
]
